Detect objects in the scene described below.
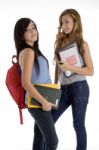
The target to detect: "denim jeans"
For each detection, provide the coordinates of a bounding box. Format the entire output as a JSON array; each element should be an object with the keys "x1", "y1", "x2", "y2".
[
  {"x1": 33, "y1": 80, "x2": 89, "y2": 150},
  {"x1": 28, "y1": 108, "x2": 58, "y2": 150}
]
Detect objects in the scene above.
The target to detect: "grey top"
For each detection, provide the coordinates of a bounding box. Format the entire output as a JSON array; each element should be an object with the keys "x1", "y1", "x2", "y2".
[
  {"x1": 59, "y1": 53, "x2": 86, "y2": 85},
  {"x1": 59, "y1": 73, "x2": 86, "y2": 85}
]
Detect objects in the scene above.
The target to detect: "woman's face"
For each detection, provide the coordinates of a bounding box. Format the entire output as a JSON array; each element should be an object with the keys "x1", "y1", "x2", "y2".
[
  {"x1": 24, "y1": 21, "x2": 37, "y2": 46},
  {"x1": 61, "y1": 14, "x2": 74, "y2": 34}
]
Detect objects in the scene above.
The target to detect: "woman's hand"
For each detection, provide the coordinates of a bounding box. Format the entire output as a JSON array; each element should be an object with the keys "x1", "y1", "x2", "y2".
[
  {"x1": 58, "y1": 61, "x2": 71, "y2": 72},
  {"x1": 42, "y1": 101, "x2": 56, "y2": 111}
]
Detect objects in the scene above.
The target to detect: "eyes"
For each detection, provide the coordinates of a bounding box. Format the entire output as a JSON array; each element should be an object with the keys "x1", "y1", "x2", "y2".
[
  {"x1": 25, "y1": 26, "x2": 36, "y2": 32},
  {"x1": 62, "y1": 20, "x2": 73, "y2": 25}
]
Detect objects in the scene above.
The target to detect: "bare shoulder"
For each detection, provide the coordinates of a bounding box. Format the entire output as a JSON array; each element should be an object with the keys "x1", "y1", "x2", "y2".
[
  {"x1": 19, "y1": 48, "x2": 35, "y2": 66},
  {"x1": 81, "y1": 41, "x2": 90, "y2": 53},
  {"x1": 22, "y1": 48, "x2": 34, "y2": 56},
  {"x1": 21, "y1": 48, "x2": 34, "y2": 59},
  {"x1": 82, "y1": 41, "x2": 89, "y2": 50}
]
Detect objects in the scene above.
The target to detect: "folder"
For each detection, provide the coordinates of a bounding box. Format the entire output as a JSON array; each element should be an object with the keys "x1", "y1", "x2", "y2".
[
  {"x1": 28, "y1": 84, "x2": 61, "y2": 109},
  {"x1": 56, "y1": 42, "x2": 84, "y2": 77}
]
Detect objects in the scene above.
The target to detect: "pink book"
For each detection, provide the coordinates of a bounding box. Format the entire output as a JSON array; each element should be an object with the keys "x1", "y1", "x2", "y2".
[{"x1": 56, "y1": 42, "x2": 84, "y2": 77}]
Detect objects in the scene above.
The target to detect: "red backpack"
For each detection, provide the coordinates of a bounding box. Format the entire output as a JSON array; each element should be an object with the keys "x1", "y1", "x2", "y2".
[{"x1": 5, "y1": 55, "x2": 27, "y2": 124}]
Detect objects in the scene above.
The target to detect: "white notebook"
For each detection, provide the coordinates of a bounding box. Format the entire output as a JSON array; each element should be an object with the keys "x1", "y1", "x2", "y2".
[{"x1": 56, "y1": 42, "x2": 84, "y2": 77}]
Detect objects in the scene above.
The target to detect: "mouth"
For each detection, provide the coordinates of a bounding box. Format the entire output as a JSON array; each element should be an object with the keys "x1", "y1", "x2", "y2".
[
  {"x1": 31, "y1": 35, "x2": 37, "y2": 38},
  {"x1": 64, "y1": 30, "x2": 70, "y2": 34}
]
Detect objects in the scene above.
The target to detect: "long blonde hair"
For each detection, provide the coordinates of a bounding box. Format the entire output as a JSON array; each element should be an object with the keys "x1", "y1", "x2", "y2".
[
  {"x1": 54, "y1": 9, "x2": 84, "y2": 83},
  {"x1": 55, "y1": 9, "x2": 84, "y2": 51}
]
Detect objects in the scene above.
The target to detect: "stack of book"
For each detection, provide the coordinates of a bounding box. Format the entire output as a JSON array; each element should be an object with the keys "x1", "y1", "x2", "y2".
[
  {"x1": 56, "y1": 42, "x2": 84, "y2": 77},
  {"x1": 28, "y1": 84, "x2": 61, "y2": 109}
]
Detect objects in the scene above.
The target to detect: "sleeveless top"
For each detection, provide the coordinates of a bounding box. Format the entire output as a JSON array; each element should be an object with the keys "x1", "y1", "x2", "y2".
[
  {"x1": 25, "y1": 56, "x2": 52, "y2": 104},
  {"x1": 31, "y1": 56, "x2": 52, "y2": 84},
  {"x1": 59, "y1": 52, "x2": 86, "y2": 85}
]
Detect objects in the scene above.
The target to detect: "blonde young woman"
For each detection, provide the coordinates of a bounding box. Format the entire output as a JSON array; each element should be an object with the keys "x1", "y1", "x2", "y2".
[
  {"x1": 51, "y1": 9, "x2": 94, "y2": 150},
  {"x1": 32, "y1": 9, "x2": 94, "y2": 150}
]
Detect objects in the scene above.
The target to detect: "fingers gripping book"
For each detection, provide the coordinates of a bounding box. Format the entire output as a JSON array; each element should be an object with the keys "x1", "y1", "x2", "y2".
[{"x1": 28, "y1": 84, "x2": 61, "y2": 109}]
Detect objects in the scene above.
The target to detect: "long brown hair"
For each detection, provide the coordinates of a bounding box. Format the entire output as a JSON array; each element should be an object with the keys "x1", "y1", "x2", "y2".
[{"x1": 54, "y1": 9, "x2": 84, "y2": 83}]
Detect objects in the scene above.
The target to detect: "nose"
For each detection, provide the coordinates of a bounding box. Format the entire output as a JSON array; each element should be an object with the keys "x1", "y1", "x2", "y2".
[
  {"x1": 31, "y1": 29, "x2": 35, "y2": 33},
  {"x1": 62, "y1": 23, "x2": 66, "y2": 29}
]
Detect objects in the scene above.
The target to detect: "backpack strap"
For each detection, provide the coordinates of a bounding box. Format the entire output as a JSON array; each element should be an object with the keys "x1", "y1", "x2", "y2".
[
  {"x1": 19, "y1": 108, "x2": 23, "y2": 124},
  {"x1": 12, "y1": 55, "x2": 24, "y2": 125},
  {"x1": 12, "y1": 55, "x2": 18, "y2": 64}
]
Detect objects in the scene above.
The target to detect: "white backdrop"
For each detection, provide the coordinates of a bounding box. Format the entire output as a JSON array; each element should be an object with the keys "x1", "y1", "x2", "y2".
[{"x1": 0, "y1": 0, "x2": 99, "y2": 150}]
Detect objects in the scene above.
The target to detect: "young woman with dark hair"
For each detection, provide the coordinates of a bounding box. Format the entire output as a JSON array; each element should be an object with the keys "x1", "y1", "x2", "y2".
[{"x1": 14, "y1": 17, "x2": 58, "y2": 150}]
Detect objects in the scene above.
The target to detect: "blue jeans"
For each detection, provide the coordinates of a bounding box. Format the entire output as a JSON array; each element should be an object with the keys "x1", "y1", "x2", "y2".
[
  {"x1": 33, "y1": 80, "x2": 89, "y2": 150},
  {"x1": 28, "y1": 108, "x2": 58, "y2": 150}
]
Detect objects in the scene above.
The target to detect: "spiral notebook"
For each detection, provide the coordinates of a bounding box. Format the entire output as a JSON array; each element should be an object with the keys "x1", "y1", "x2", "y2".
[
  {"x1": 28, "y1": 84, "x2": 61, "y2": 109},
  {"x1": 56, "y1": 42, "x2": 84, "y2": 77}
]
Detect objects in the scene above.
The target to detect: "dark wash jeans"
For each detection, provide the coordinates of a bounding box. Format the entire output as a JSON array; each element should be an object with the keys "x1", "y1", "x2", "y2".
[
  {"x1": 28, "y1": 108, "x2": 58, "y2": 150},
  {"x1": 32, "y1": 80, "x2": 89, "y2": 150}
]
